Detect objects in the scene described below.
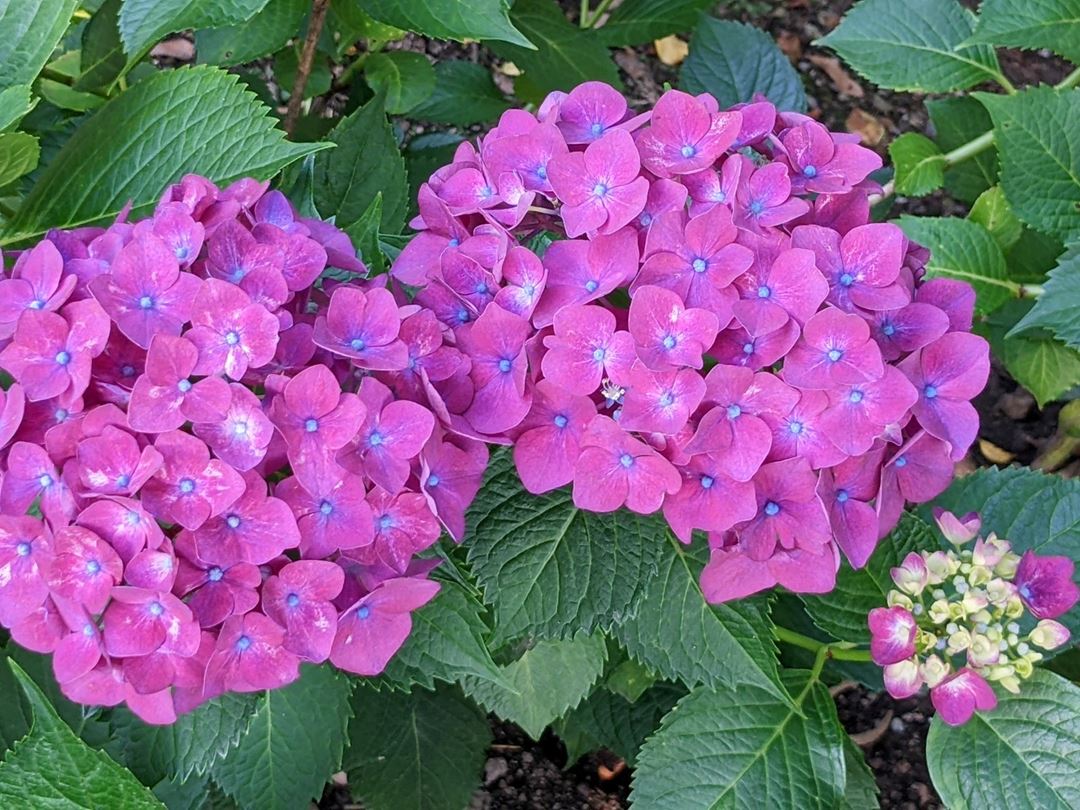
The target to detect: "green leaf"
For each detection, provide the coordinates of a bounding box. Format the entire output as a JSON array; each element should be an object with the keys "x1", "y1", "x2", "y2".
[
  {"x1": 2, "y1": 66, "x2": 324, "y2": 245},
  {"x1": 595, "y1": 0, "x2": 714, "y2": 46},
  {"x1": 4, "y1": 647, "x2": 109, "y2": 745},
  {"x1": 273, "y1": 43, "x2": 332, "y2": 100},
  {"x1": 969, "y1": 186, "x2": 1023, "y2": 252},
  {"x1": 630, "y1": 671, "x2": 847, "y2": 809},
  {"x1": 985, "y1": 300, "x2": 1080, "y2": 407},
  {"x1": 107, "y1": 694, "x2": 260, "y2": 785},
  {"x1": 681, "y1": 17, "x2": 807, "y2": 112},
  {"x1": 556, "y1": 683, "x2": 682, "y2": 767},
  {"x1": 926, "y1": 96, "x2": 998, "y2": 204},
  {"x1": 364, "y1": 52, "x2": 436, "y2": 114},
  {"x1": 463, "y1": 634, "x2": 608, "y2": 739},
  {"x1": 818, "y1": 0, "x2": 1003, "y2": 92},
  {"x1": 75, "y1": 0, "x2": 125, "y2": 92},
  {"x1": 0, "y1": 652, "x2": 30, "y2": 755},
  {"x1": 118, "y1": 0, "x2": 271, "y2": 63},
  {"x1": 36, "y1": 78, "x2": 105, "y2": 112},
  {"x1": 405, "y1": 132, "x2": 464, "y2": 216},
  {"x1": 889, "y1": 133, "x2": 945, "y2": 197},
  {"x1": 897, "y1": 215, "x2": 1014, "y2": 314},
  {"x1": 313, "y1": 92, "x2": 408, "y2": 236},
  {"x1": 801, "y1": 513, "x2": 933, "y2": 644},
  {"x1": 346, "y1": 685, "x2": 491, "y2": 810},
  {"x1": 968, "y1": 0, "x2": 1080, "y2": 63},
  {"x1": 926, "y1": 670, "x2": 1080, "y2": 809},
  {"x1": 612, "y1": 533, "x2": 788, "y2": 701},
  {"x1": 977, "y1": 87, "x2": 1080, "y2": 243},
  {"x1": 0, "y1": 660, "x2": 163, "y2": 809},
  {"x1": 410, "y1": 60, "x2": 510, "y2": 126},
  {"x1": 0, "y1": 0, "x2": 81, "y2": 92},
  {"x1": 0, "y1": 85, "x2": 36, "y2": 132},
  {"x1": 1012, "y1": 245, "x2": 1080, "y2": 349},
  {"x1": 465, "y1": 449, "x2": 666, "y2": 643},
  {"x1": 344, "y1": 193, "x2": 385, "y2": 275},
  {"x1": 929, "y1": 466, "x2": 1080, "y2": 635},
  {"x1": 605, "y1": 656, "x2": 659, "y2": 703},
  {"x1": 360, "y1": 0, "x2": 532, "y2": 47},
  {"x1": 841, "y1": 735, "x2": 879, "y2": 809},
  {"x1": 196, "y1": 0, "x2": 307, "y2": 67},
  {"x1": 377, "y1": 579, "x2": 508, "y2": 691},
  {"x1": 1006, "y1": 228, "x2": 1065, "y2": 284},
  {"x1": 212, "y1": 665, "x2": 352, "y2": 810},
  {"x1": 0, "y1": 132, "x2": 40, "y2": 187},
  {"x1": 327, "y1": 3, "x2": 406, "y2": 59},
  {"x1": 488, "y1": 0, "x2": 619, "y2": 105}
]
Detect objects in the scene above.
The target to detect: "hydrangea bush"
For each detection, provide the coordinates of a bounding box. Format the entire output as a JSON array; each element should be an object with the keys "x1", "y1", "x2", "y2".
[{"x1": 2, "y1": 1, "x2": 1080, "y2": 809}]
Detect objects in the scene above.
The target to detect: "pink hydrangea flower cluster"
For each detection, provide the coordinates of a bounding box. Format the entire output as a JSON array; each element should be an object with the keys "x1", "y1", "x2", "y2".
[
  {"x1": 0, "y1": 176, "x2": 488, "y2": 724},
  {"x1": 869, "y1": 509, "x2": 1077, "y2": 725},
  {"x1": 394, "y1": 82, "x2": 990, "y2": 602}
]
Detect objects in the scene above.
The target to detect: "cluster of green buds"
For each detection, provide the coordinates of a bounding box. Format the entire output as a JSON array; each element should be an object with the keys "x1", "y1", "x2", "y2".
[{"x1": 868, "y1": 510, "x2": 1077, "y2": 725}]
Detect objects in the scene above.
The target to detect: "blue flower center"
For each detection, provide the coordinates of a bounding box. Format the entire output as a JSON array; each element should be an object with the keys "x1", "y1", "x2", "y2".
[
  {"x1": 764, "y1": 501, "x2": 781, "y2": 516},
  {"x1": 757, "y1": 285, "x2": 771, "y2": 299},
  {"x1": 788, "y1": 420, "x2": 804, "y2": 435},
  {"x1": 619, "y1": 453, "x2": 634, "y2": 468},
  {"x1": 286, "y1": 593, "x2": 300, "y2": 608},
  {"x1": 208, "y1": 567, "x2": 224, "y2": 582},
  {"x1": 700, "y1": 475, "x2": 715, "y2": 489},
  {"x1": 319, "y1": 500, "x2": 333, "y2": 515},
  {"x1": 177, "y1": 379, "x2": 192, "y2": 393},
  {"x1": 305, "y1": 418, "x2": 319, "y2": 432},
  {"x1": 226, "y1": 515, "x2": 241, "y2": 529},
  {"x1": 742, "y1": 342, "x2": 754, "y2": 355},
  {"x1": 116, "y1": 473, "x2": 130, "y2": 487},
  {"x1": 233, "y1": 422, "x2": 248, "y2": 436},
  {"x1": 225, "y1": 330, "x2": 240, "y2": 346},
  {"x1": 639, "y1": 213, "x2": 652, "y2": 226},
  {"x1": 882, "y1": 323, "x2": 896, "y2": 337},
  {"x1": 38, "y1": 474, "x2": 52, "y2": 487},
  {"x1": 1018, "y1": 584, "x2": 1032, "y2": 600},
  {"x1": 592, "y1": 182, "x2": 609, "y2": 197},
  {"x1": 584, "y1": 279, "x2": 599, "y2": 293},
  {"x1": 85, "y1": 559, "x2": 101, "y2": 575},
  {"x1": 659, "y1": 392, "x2": 674, "y2": 407},
  {"x1": 680, "y1": 144, "x2": 696, "y2": 158},
  {"x1": 139, "y1": 295, "x2": 154, "y2": 310},
  {"x1": 176, "y1": 246, "x2": 190, "y2": 260},
  {"x1": 474, "y1": 281, "x2": 488, "y2": 295},
  {"x1": 121, "y1": 365, "x2": 135, "y2": 377},
  {"x1": 827, "y1": 349, "x2": 843, "y2": 362},
  {"x1": 924, "y1": 385, "x2": 938, "y2": 399},
  {"x1": 83, "y1": 623, "x2": 95, "y2": 637},
  {"x1": 369, "y1": 432, "x2": 384, "y2": 447},
  {"x1": 727, "y1": 404, "x2": 742, "y2": 419},
  {"x1": 55, "y1": 350, "x2": 70, "y2": 365},
  {"x1": 15, "y1": 542, "x2": 30, "y2": 556},
  {"x1": 894, "y1": 455, "x2": 908, "y2": 468},
  {"x1": 357, "y1": 606, "x2": 371, "y2": 620},
  {"x1": 554, "y1": 414, "x2": 568, "y2": 428},
  {"x1": 448, "y1": 238, "x2": 460, "y2": 248},
  {"x1": 28, "y1": 299, "x2": 45, "y2": 310},
  {"x1": 839, "y1": 273, "x2": 854, "y2": 287},
  {"x1": 498, "y1": 358, "x2": 512, "y2": 373},
  {"x1": 427, "y1": 474, "x2": 441, "y2": 487},
  {"x1": 456, "y1": 309, "x2": 470, "y2": 324},
  {"x1": 849, "y1": 390, "x2": 864, "y2": 404},
  {"x1": 590, "y1": 122, "x2": 604, "y2": 136},
  {"x1": 379, "y1": 514, "x2": 393, "y2": 530},
  {"x1": 662, "y1": 335, "x2": 677, "y2": 350},
  {"x1": 749, "y1": 200, "x2": 765, "y2": 216},
  {"x1": 350, "y1": 337, "x2": 366, "y2": 351},
  {"x1": 592, "y1": 347, "x2": 607, "y2": 362},
  {"x1": 536, "y1": 165, "x2": 548, "y2": 180},
  {"x1": 55, "y1": 408, "x2": 68, "y2": 421},
  {"x1": 692, "y1": 258, "x2": 707, "y2": 273},
  {"x1": 125, "y1": 510, "x2": 141, "y2": 526},
  {"x1": 803, "y1": 165, "x2": 817, "y2": 178},
  {"x1": 148, "y1": 601, "x2": 164, "y2": 617},
  {"x1": 179, "y1": 477, "x2": 196, "y2": 494},
  {"x1": 836, "y1": 489, "x2": 849, "y2": 503},
  {"x1": 235, "y1": 635, "x2": 252, "y2": 652}
]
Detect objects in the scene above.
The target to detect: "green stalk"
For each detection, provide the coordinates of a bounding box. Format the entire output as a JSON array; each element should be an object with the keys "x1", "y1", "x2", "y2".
[
  {"x1": 585, "y1": 0, "x2": 615, "y2": 27},
  {"x1": 773, "y1": 625, "x2": 874, "y2": 664}
]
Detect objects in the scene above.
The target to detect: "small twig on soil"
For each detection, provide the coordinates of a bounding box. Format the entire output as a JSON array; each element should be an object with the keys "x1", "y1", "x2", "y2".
[
  {"x1": 490, "y1": 744, "x2": 523, "y2": 752},
  {"x1": 285, "y1": 0, "x2": 332, "y2": 136}
]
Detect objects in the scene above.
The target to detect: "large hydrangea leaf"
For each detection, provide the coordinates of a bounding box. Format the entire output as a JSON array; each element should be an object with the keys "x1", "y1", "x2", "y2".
[
  {"x1": 968, "y1": 0, "x2": 1080, "y2": 63},
  {"x1": 1012, "y1": 246, "x2": 1080, "y2": 350},
  {"x1": 359, "y1": 0, "x2": 532, "y2": 47},
  {"x1": 0, "y1": 0, "x2": 80, "y2": 92},
  {"x1": 119, "y1": 0, "x2": 271, "y2": 63}
]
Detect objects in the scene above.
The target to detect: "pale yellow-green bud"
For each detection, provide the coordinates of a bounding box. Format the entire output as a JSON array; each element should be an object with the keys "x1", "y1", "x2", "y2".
[
  {"x1": 967, "y1": 564, "x2": 992, "y2": 588},
  {"x1": 994, "y1": 552, "x2": 1020, "y2": 579},
  {"x1": 961, "y1": 589, "x2": 989, "y2": 614},
  {"x1": 1004, "y1": 596, "x2": 1025, "y2": 620},
  {"x1": 918, "y1": 630, "x2": 938, "y2": 653},
  {"x1": 947, "y1": 627, "x2": 972, "y2": 653},
  {"x1": 920, "y1": 654, "x2": 949, "y2": 688},
  {"x1": 985, "y1": 578, "x2": 1016, "y2": 606},
  {"x1": 1013, "y1": 656, "x2": 1034, "y2": 679},
  {"x1": 968, "y1": 634, "x2": 1000, "y2": 667},
  {"x1": 948, "y1": 602, "x2": 967, "y2": 621},
  {"x1": 925, "y1": 551, "x2": 954, "y2": 585},
  {"x1": 887, "y1": 590, "x2": 914, "y2": 610},
  {"x1": 928, "y1": 599, "x2": 951, "y2": 625},
  {"x1": 1030, "y1": 619, "x2": 1070, "y2": 650}
]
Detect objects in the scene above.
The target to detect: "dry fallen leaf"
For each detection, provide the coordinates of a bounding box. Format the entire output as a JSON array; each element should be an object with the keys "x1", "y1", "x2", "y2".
[
  {"x1": 497, "y1": 61, "x2": 522, "y2": 77},
  {"x1": 654, "y1": 35, "x2": 689, "y2": 67},
  {"x1": 777, "y1": 31, "x2": 802, "y2": 62},
  {"x1": 979, "y1": 439, "x2": 1015, "y2": 465},
  {"x1": 808, "y1": 53, "x2": 864, "y2": 98},
  {"x1": 151, "y1": 37, "x2": 195, "y2": 62},
  {"x1": 846, "y1": 108, "x2": 885, "y2": 146}
]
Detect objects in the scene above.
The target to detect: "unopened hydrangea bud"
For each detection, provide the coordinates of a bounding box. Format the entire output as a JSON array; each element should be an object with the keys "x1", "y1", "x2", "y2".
[
  {"x1": 968, "y1": 634, "x2": 999, "y2": 668},
  {"x1": 961, "y1": 589, "x2": 989, "y2": 615},
  {"x1": 920, "y1": 653, "x2": 950, "y2": 688},
  {"x1": 887, "y1": 590, "x2": 913, "y2": 610},
  {"x1": 972, "y1": 535, "x2": 1010, "y2": 567},
  {"x1": 925, "y1": 551, "x2": 954, "y2": 584},
  {"x1": 928, "y1": 599, "x2": 951, "y2": 624},
  {"x1": 985, "y1": 578, "x2": 1016, "y2": 606},
  {"x1": 947, "y1": 627, "x2": 972, "y2": 653},
  {"x1": 966, "y1": 563, "x2": 992, "y2": 588},
  {"x1": 986, "y1": 664, "x2": 1021, "y2": 694},
  {"x1": 1029, "y1": 619, "x2": 1070, "y2": 650},
  {"x1": 891, "y1": 551, "x2": 929, "y2": 595},
  {"x1": 933, "y1": 508, "x2": 981, "y2": 546},
  {"x1": 883, "y1": 657, "x2": 923, "y2": 699},
  {"x1": 1004, "y1": 597, "x2": 1025, "y2": 620},
  {"x1": 994, "y1": 553, "x2": 1020, "y2": 579}
]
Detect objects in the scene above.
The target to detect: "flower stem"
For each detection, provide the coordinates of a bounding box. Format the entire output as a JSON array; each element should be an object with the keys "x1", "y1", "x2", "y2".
[
  {"x1": 1056, "y1": 66, "x2": 1080, "y2": 90},
  {"x1": 583, "y1": 0, "x2": 614, "y2": 27},
  {"x1": 773, "y1": 624, "x2": 874, "y2": 664},
  {"x1": 285, "y1": 0, "x2": 332, "y2": 136}
]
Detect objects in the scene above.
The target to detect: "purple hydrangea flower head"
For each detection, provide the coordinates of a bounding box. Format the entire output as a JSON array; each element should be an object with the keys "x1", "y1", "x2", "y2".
[
  {"x1": 740, "y1": 458, "x2": 831, "y2": 561},
  {"x1": 663, "y1": 456, "x2": 756, "y2": 543},
  {"x1": 140, "y1": 431, "x2": 245, "y2": 531},
  {"x1": 732, "y1": 247, "x2": 828, "y2": 336},
  {"x1": 0, "y1": 441, "x2": 76, "y2": 526},
  {"x1": 783, "y1": 307, "x2": 885, "y2": 389},
  {"x1": 191, "y1": 472, "x2": 300, "y2": 567},
  {"x1": 711, "y1": 320, "x2": 800, "y2": 371},
  {"x1": 1013, "y1": 551, "x2": 1079, "y2": 620},
  {"x1": 127, "y1": 335, "x2": 232, "y2": 432},
  {"x1": 637, "y1": 90, "x2": 741, "y2": 177},
  {"x1": 541, "y1": 304, "x2": 634, "y2": 396},
  {"x1": 330, "y1": 576, "x2": 440, "y2": 675},
  {"x1": 572, "y1": 415, "x2": 681, "y2": 514},
  {"x1": 46, "y1": 525, "x2": 123, "y2": 613},
  {"x1": 869, "y1": 302, "x2": 950, "y2": 362},
  {"x1": 932, "y1": 508, "x2": 982, "y2": 546},
  {"x1": 353, "y1": 488, "x2": 441, "y2": 574},
  {"x1": 734, "y1": 162, "x2": 810, "y2": 232},
  {"x1": 348, "y1": 377, "x2": 435, "y2": 494},
  {"x1": 532, "y1": 228, "x2": 638, "y2": 326},
  {"x1": 205, "y1": 612, "x2": 300, "y2": 693},
  {"x1": 819, "y1": 366, "x2": 918, "y2": 456},
  {"x1": 262, "y1": 560, "x2": 345, "y2": 663},
  {"x1": 701, "y1": 536, "x2": 838, "y2": 603},
  {"x1": 192, "y1": 383, "x2": 274, "y2": 471},
  {"x1": 930, "y1": 668, "x2": 997, "y2": 726},
  {"x1": 548, "y1": 129, "x2": 649, "y2": 237},
  {"x1": 915, "y1": 277, "x2": 975, "y2": 332},
  {"x1": 89, "y1": 235, "x2": 203, "y2": 349},
  {"x1": 631, "y1": 179, "x2": 688, "y2": 240},
  {"x1": 174, "y1": 535, "x2": 260, "y2": 628},
  {"x1": 818, "y1": 454, "x2": 884, "y2": 568},
  {"x1": 0, "y1": 516, "x2": 53, "y2": 628},
  {"x1": 484, "y1": 122, "x2": 568, "y2": 195},
  {"x1": 456, "y1": 303, "x2": 532, "y2": 435},
  {"x1": 628, "y1": 284, "x2": 720, "y2": 371},
  {"x1": 102, "y1": 586, "x2": 196, "y2": 658},
  {"x1": 184, "y1": 279, "x2": 280, "y2": 380},
  {"x1": 0, "y1": 299, "x2": 110, "y2": 404},
  {"x1": 494, "y1": 245, "x2": 548, "y2": 319},
  {"x1": 762, "y1": 388, "x2": 845, "y2": 470},
  {"x1": 205, "y1": 220, "x2": 288, "y2": 306},
  {"x1": 683, "y1": 154, "x2": 743, "y2": 215},
  {"x1": 313, "y1": 286, "x2": 409, "y2": 370},
  {"x1": 75, "y1": 496, "x2": 163, "y2": 565},
  {"x1": 780, "y1": 119, "x2": 882, "y2": 194},
  {"x1": 138, "y1": 202, "x2": 205, "y2": 267},
  {"x1": 619, "y1": 363, "x2": 707, "y2": 435},
  {"x1": 876, "y1": 433, "x2": 955, "y2": 534},
  {"x1": 898, "y1": 332, "x2": 989, "y2": 459},
  {"x1": 637, "y1": 205, "x2": 752, "y2": 319},
  {"x1": 554, "y1": 81, "x2": 632, "y2": 144},
  {"x1": 512, "y1": 380, "x2": 595, "y2": 495},
  {"x1": 52, "y1": 598, "x2": 106, "y2": 685},
  {"x1": 0, "y1": 383, "x2": 25, "y2": 451},
  {"x1": 277, "y1": 472, "x2": 374, "y2": 558},
  {"x1": 868, "y1": 605, "x2": 918, "y2": 665},
  {"x1": 792, "y1": 223, "x2": 909, "y2": 311},
  {"x1": 0, "y1": 240, "x2": 77, "y2": 339}
]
